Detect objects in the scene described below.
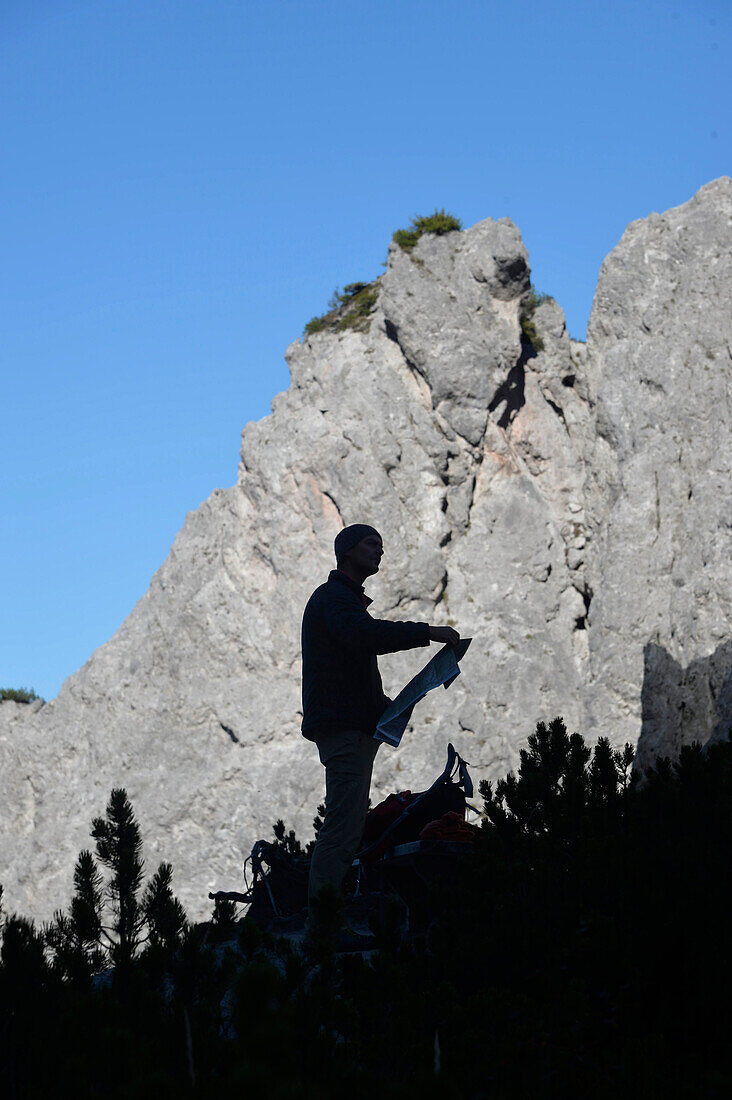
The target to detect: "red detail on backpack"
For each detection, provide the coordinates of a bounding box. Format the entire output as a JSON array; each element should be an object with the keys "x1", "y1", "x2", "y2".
[
  {"x1": 361, "y1": 791, "x2": 415, "y2": 849},
  {"x1": 419, "y1": 810, "x2": 480, "y2": 843}
]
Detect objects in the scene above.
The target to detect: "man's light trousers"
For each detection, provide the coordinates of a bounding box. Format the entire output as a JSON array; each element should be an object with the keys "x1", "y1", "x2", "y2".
[{"x1": 308, "y1": 728, "x2": 380, "y2": 911}]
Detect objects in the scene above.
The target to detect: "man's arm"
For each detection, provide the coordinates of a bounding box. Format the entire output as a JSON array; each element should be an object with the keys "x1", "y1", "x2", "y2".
[{"x1": 323, "y1": 588, "x2": 459, "y2": 654}]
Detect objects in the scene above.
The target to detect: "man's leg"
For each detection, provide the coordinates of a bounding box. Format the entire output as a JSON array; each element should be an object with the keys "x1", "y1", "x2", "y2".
[{"x1": 308, "y1": 729, "x2": 379, "y2": 912}]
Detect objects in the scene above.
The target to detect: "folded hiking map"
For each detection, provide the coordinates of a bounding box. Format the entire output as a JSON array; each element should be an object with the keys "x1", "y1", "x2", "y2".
[{"x1": 375, "y1": 638, "x2": 472, "y2": 748}]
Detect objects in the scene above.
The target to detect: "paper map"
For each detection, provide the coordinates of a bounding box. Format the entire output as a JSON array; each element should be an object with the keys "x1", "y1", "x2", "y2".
[{"x1": 374, "y1": 638, "x2": 472, "y2": 747}]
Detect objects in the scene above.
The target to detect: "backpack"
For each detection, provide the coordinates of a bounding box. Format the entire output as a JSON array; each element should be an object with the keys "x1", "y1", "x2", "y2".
[
  {"x1": 211, "y1": 743, "x2": 475, "y2": 927},
  {"x1": 357, "y1": 743, "x2": 473, "y2": 863}
]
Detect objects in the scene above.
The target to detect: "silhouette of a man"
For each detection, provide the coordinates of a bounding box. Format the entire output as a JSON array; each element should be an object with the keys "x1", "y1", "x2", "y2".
[{"x1": 301, "y1": 523, "x2": 460, "y2": 914}]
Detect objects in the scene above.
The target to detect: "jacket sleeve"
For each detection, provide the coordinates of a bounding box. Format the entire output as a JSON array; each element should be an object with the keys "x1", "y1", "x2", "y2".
[{"x1": 323, "y1": 587, "x2": 430, "y2": 655}]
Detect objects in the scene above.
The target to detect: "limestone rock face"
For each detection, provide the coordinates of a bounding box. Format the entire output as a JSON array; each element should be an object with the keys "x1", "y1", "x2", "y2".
[
  {"x1": 2, "y1": 181, "x2": 731, "y2": 922},
  {"x1": 582, "y1": 177, "x2": 732, "y2": 766}
]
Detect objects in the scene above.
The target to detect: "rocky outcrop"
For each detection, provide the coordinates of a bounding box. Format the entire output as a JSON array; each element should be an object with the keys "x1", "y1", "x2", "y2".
[
  {"x1": 582, "y1": 178, "x2": 732, "y2": 766},
  {"x1": 2, "y1": 179, "x2": 730, "y2": 922}
]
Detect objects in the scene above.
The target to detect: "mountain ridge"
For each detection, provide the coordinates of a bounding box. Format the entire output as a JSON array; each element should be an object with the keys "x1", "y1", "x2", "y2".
[{"x1": 2, "y1": 178, "x2": 731, "y2": 922}]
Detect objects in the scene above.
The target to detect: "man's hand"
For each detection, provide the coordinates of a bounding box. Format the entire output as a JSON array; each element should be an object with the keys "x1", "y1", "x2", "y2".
[{"x1": 428, "y1": 625, "x2": 461, "y2": 646}]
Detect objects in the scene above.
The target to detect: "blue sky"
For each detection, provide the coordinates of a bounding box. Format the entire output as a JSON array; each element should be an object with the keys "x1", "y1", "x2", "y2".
[{"x1": 2, "y1": 0, "x2": 729, "y2": 701}]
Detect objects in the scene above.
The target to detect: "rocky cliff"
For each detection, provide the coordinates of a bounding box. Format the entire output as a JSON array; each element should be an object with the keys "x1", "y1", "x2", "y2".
[{"x1": 2, "y1": 179, "x2": 731, "y2": 922}]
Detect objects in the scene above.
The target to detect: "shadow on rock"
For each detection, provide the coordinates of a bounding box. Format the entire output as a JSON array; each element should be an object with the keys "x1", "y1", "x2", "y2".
[{"x1": 638, "y1": 639, "x2": 732, "y2": 770}]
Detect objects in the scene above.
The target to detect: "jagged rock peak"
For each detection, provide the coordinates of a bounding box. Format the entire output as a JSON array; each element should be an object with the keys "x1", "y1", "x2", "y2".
[{"x1": 1, "y1": 180, "x2": 730, "y2": 924}]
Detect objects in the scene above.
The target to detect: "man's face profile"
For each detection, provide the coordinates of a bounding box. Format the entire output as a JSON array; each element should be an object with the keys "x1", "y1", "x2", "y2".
[{"x1": 346, "y1": 533, "x2": 383, "y2": 577}]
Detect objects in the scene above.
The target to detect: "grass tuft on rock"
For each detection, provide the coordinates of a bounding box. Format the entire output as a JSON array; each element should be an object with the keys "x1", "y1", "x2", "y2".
[{"x1": 392, "y1": 209, "x2": 462, "y2": 252}]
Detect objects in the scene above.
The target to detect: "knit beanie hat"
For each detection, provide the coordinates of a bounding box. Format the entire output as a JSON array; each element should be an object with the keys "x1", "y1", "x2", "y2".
[{"x1": 334, "y1": 524, "x2": 381, "y2": 563}]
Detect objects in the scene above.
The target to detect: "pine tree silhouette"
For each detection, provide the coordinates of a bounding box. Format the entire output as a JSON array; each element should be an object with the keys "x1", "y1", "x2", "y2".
[
  {"x1": 480, "y1": 717, "x2": 635, "y2": 841},
  {"x1": 45, "y1": 849, "x2": 105, "y2": 983},
  {"x1": 142, "y1": 861, "x2": 187, "y2": 956},
  {"x1": 91, "y1": 788, "x2": 145, "y2": 969}
]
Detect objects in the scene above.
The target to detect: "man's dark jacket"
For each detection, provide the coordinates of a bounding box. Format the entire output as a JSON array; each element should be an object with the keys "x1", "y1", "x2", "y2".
[{"x1": 301, "y1": 570, "x2": 430, "y2": 740}]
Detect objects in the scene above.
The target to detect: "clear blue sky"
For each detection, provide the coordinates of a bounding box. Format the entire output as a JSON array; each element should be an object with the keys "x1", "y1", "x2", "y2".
[{"x1": 2, "y1": 0, "x2": 729, "y2": 701}]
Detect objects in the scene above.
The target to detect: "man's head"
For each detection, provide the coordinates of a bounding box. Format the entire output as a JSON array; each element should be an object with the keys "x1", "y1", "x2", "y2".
[{"x1": 334, "y1": 524, "x2": 383, "y2": 581}]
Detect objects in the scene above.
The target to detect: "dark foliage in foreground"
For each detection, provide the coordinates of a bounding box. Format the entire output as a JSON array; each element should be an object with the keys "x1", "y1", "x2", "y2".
[{"x1": 2, "y1": 718, "x2": 732, "y2": 1098}]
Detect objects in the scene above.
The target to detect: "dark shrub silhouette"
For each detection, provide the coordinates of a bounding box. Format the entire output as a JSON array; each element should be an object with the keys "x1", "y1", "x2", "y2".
[
  {"x1": 45, "y1": 849, "x2": 105, "y2": 984},
  {"x1": 2, "y1": 721, "x2": 732, "y2": 1097}
]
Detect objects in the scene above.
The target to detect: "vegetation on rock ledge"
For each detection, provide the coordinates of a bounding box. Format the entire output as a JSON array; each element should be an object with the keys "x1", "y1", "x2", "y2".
[
  {"x1": 520, "y1": 286, "x2": 553, "y2": 352},
  {"x1": 392, "y1": 209, "x2": 462, "y2": 252},
  {"x1": 0, "y1": 687, "x2": 43, "y2": 704},
  {"x1": 303, "y1": 209, "x2": 462, "y2": 337},
  {"x1": 304, "y1": 281, "x2": 379, "y2": 337}
]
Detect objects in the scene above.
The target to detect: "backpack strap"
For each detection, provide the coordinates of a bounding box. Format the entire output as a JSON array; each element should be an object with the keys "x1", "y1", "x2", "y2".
[{"x1": 457, "y1": 754, "x2": 473, "y2": 799}]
